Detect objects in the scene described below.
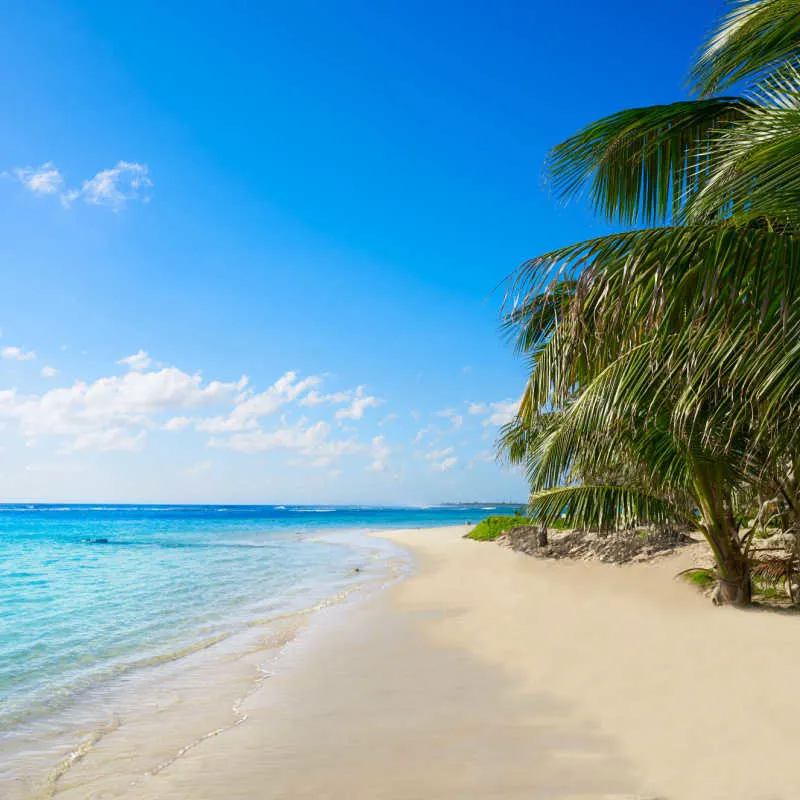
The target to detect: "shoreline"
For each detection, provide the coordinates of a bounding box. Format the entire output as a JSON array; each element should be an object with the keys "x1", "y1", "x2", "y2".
[
  {"x1": 10, "y1": 524, "x2": 800, "y2": 799},
  {"x1": 2, "y1": 527, "x2": 412, "y2": 800}
]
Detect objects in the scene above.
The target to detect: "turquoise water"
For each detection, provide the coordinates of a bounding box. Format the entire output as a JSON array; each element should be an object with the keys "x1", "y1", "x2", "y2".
[{"x1": 0, "y1": 504, "x2": 508, "y2": 738}]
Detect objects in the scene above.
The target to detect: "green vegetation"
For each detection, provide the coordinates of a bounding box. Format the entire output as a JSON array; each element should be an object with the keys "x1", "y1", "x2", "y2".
[
  {"x1": 498, "y1": 0, "x2": 800, "y2": 606},
  {"x1": 467, "y1": 515, "x2": 534, "y2": 541},
  {"x1": 752, "y1": 577, "x2": 787, "y2": 601},
  {"x1": 682, "y1": 569, "x2": 716, "y2": 589}
]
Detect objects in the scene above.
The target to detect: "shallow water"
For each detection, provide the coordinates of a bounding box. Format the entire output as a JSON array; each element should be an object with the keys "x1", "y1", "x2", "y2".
[{"x1": 0, "y1": 504, "x2": 497, "y2": 796}]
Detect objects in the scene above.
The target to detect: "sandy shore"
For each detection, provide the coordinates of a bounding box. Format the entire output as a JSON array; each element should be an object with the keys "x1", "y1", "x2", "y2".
[
  {"x1": 43, "y1": 525, "x2": 800, "y2": 799},
  {"x1": 381, "y1": 527, "x2": 800, "y2": 800}
]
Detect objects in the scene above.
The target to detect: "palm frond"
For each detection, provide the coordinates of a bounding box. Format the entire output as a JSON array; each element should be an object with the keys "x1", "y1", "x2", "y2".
[
  {"x1": 546, "y1": 99, "x2": 750, "y2": 225},
  {"x1": 690, "y1": 0, "x2": 800, "y2": 96},
  {"x1": 528, "y1": 485, "x2": 686, "y2": 530},
  {"x1": 685, "y1": 64, "x2": 800, "y2": 222}
]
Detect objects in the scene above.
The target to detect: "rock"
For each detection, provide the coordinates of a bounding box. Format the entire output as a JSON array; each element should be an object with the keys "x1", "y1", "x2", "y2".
[
  {"x1": 499, "y1": 525, "x2": 694, "y2": 565},
  {"x1": 502, "y1": 525, "x2": 549, "y2": 555}
]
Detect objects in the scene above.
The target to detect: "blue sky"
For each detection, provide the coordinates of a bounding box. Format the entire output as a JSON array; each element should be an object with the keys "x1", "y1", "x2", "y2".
[{"x1": 0, "y1": 0, "x2": 724, "y2": 503}]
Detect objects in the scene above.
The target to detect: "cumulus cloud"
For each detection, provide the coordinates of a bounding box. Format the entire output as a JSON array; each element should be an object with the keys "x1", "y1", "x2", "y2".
[
  {"x1": 335, "y1": 386, "x2": 382, "y2": 421},
  {"x1": 117, "y1": 350, "x2": 153, "y2": 371},
  {"x1": 2, "y1": 346, "x2": 35, "y2": 361},
  {"x1": 63, "y1": 161, "x2": 152, "y2": 210},
  {"x1": 193, "y1": 371, "x2": 318, "y2": 434},
  {"x1": 0, "y1": 366, "x2": 242, "y2": 452},
  {"x1": 211, "y1": 418, "x2": 360, "y2": 468},
  {"x1": 41, "y1": 365, "x2": 57, "y2": 377},
  {"x1": 12, "y1": 162, "x2": 64, "y2": 195}
]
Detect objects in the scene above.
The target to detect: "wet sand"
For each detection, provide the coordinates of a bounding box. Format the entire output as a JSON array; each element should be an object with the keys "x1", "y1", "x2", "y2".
[{"x1": 37, "y1": 525, "x2": 800, "y2": 799}]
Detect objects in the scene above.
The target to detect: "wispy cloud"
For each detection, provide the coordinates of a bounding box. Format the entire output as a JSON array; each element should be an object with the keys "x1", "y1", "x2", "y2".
[
  {"x1": 335, "y1": 386, "x2": 382, "y2": 421},
  {"x1": 2, "y1": 346, "x2": 36, "y2": 361},
  {"x1": 300, "y1": 389, "x2": 352, "y2": 407},
  {"x1": 425, "y1": 446, "x2": 454, "y2": 461},
  {"x1": 192, "y1": 372, "x2": 316, "y2": 434},
  {"x1": 435, "y1": 408, "x2": 463, "y2": 429},
  {"x1": 11, "y1": 162, "x2": 64, "y2": 195},
  {"x1": 7, "y1": 160, "x2": 152, "y2": 211},
  {"x1": 63, "y1": 161, "x2": 152, "y2": 210},
  {"x1": 413, "y1": 424, "x2": 437, "y2": 444},
  {"x1": 117, "y1": 350, "x2": 153, "y2": 372},
  {"x1": 431, "y1": 455, "x2": 457, "y2": 472},
  {"x1": 60, "y1": 428, "x2": 147, "y2": 454},
  {"x1": 41, "y1": 365, "x2": 57, "y2": 377},
  {"x1": 468, "y1": 399, "x2": 518, "y2": 427},
  {"x1": 367, "y1": 435, "x2": 391, "y2": 472},
  {"x1": 211, "y1": 418, "x2": 360, "y2": 468}
]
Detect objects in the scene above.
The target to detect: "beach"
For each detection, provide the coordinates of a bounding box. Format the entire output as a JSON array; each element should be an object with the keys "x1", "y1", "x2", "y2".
[{"x1": 16, "y1": 524, "x2": 800, "y2": 800}]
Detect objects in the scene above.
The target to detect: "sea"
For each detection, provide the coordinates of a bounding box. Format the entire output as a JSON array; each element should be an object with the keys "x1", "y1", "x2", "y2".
[{"x1": 0, "y1": 503, "x2": 515, "y2": 796}]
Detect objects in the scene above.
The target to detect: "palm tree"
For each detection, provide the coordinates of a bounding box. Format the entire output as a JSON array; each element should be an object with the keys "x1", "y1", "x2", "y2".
[{"x1": 501, "y1": 0, "x2": 800, "y2": 604}]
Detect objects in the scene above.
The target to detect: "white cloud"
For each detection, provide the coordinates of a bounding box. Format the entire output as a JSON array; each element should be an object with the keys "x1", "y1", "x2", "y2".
[
  {"x1": 378, "y1": 413, "x2": 398, "y2": 426},
  {"x1": 485, "y1": 400, "x2": 518, "y2": 426},
  {"x1": 0, "y1": 366, "x2": 242, "y2": 452},
  {"x1": 436, "y1": 409, "x2": 464, "y2": 430},
  {"x1": 431, "y1": 456, "x2": 458, "y2": 472},
  {"x1": 41, "y1": 365, "x2": 57, "y2": 377},
  {"x1": 60, "y1": 428, "x2": 146, "y2": 454},
  {"x1": 12, "y1": 162, "x2": 64, "y2": 195},
  {"x1": 63, "y1": 161, "x2": 152, "y2": 210},
  {"x1": 8, "y1": 161, "x2": 153, "y2": 211},
  {"x1": 194, "y1": 371, "x2": 319, "y2": 434},
  {"x1": 117, "y1": 350, "x2": 153, "y2": 372},
  {"x1": 367, "y1": 435, "x2": 391, "y2": 472},
  {"x1": 467, "y1": 449, "x2": 496, "y2": 469},
  {"x1": 300, "y1": 389, "x2": 351, "y2": 407},
  {"x1": 2, "y1": 346, "x2": 35, "y2": 361},
  {"x1": 413, "y1": 425, "x2": 437, "y2": 444},
  {"x1": 211, "y1": 418, "x2": 360, "y2": 468},
  {"x1": 425, "y1": 447, "x2": 454, "y2": 461},
  {"x1": 468, "y1": 399, "x2": 518, "y2": 427},
  {"x1": 162, "y1": 416, "x2": 191, "y2": 432},
  {"x1": 185, "y1": 459, "x2": 212, "y2": 475},
  {"x1": 335, "y1": 386, "x2": 382, "y2": 421}
]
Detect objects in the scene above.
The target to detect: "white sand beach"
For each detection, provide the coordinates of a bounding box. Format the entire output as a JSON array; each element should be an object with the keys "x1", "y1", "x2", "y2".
[{"x1": 45, "y1": 525, "x2": 800, "y2": 800}]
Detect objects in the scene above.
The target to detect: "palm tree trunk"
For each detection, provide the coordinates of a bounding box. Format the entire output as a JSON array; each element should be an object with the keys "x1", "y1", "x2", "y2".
[
  {"x1": 705, "y1": 520, "x2": 752, "y2": 606},
  {"x1": 691, "y1": 469, "x2": 752, "y2": 606}
]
